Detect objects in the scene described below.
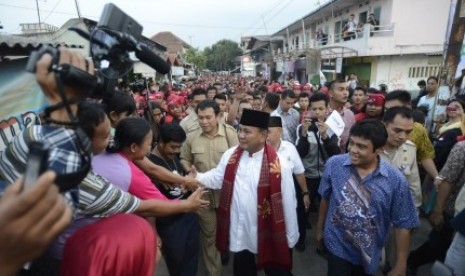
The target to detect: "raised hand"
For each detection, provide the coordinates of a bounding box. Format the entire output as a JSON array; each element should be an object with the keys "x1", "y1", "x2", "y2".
[{"x1": 185, "y1": 188, "x2": 209, "y2": 212}]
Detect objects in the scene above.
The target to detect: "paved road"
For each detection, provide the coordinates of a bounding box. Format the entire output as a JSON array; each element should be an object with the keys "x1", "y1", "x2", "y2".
[{"x1": 156, "y1": 214, "x2": 434, "y2": 276}]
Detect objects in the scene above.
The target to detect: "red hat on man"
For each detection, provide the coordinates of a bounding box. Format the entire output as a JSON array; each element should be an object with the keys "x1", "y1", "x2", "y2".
[{"x1": 366, "y1": 94, "x2": 385, "y2": 107}]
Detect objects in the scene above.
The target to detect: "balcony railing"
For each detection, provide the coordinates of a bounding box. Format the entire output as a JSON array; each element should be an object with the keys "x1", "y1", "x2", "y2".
[{"x1": 284, "y1": 23, "x2": 394, "y2": 54}]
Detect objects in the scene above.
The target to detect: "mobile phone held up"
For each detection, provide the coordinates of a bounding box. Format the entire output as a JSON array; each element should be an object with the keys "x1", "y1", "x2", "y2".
[{"x1": 23, "y1": 141, "x2": 49, "y2": 190}]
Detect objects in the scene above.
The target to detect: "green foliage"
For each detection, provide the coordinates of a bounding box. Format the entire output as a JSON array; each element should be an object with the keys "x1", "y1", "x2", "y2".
[
  {"x1": 203, "y1": 39, "x2": 242, "y2": 72},
  {"x1": 183, "y1": 48, "x2": 207, "y2": 71}
]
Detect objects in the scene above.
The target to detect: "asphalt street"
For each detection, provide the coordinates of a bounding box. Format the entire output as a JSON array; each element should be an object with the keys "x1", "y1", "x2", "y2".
[{"x1": 156, "y1": 214, "x2": 434, "y2": 276}]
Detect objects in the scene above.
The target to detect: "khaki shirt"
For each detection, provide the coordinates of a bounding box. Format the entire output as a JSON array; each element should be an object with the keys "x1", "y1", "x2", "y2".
[
  {"x1": 380, "y1": 140, "x2": 422, "y2": 207},
  {"x1": 181, "y1": 123, "x2": 238, "y2": 173},
  {"x1": 180, "y1": 112, "x2": 200, "y2": 134},
  {"x1": 181, "y1": 123, "x2": 238, "y2": 207}
]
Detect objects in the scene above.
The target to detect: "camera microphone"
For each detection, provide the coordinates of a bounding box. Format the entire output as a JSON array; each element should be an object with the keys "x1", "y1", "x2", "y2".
[{"x1": 135, "y1": 44, "x2": 171, "y2": 75}]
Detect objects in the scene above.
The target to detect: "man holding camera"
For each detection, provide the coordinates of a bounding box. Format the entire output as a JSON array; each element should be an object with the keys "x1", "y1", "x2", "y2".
[{"x1": 296, "y1": 93, "x2": 340, "y2": 230}]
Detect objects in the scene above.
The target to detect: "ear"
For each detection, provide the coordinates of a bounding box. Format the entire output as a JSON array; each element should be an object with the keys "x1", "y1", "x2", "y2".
[
  {"x1": 109, "y1": 111, "x2": 120, "y2": 124},
  {"x1": 130, "y1": 143, "x2": 137, "y2": 153}
]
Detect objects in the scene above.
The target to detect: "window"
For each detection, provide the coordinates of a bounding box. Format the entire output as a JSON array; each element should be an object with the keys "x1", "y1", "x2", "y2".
[
  {"x1": 408, "y1": 66, "x2": 440, "y2": 78},
  {"x1": 295, "y1": 36, "x2": 299, "y2": 49},
  {"x1": 359, "y1": 11, "x2": 367, "y2": 24}
]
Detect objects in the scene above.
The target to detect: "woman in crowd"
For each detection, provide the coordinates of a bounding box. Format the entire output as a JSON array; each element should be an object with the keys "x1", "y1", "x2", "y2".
[
  {"x1": 145, "y1": 102, "x2": 165, "y2": 148},
  {"x1": 434, "y1": 99, "x2": 465, "y2": 171},
  {"x1": 164, "y1": 96, "x2": 185, "y2": 124},
  {"x1": 354, "y1": 93, "x2": 385, "y2": 122}
]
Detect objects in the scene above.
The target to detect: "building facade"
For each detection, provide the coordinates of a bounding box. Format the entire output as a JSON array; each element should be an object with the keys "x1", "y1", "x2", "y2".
[{"x1": 269, "y1": 0, "x2": 450, "y2": 92}]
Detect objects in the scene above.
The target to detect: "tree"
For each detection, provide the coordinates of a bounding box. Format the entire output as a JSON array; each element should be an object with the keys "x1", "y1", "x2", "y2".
[
  {"x1": 204, "y1": 39, "x2": 242, "y2": 72},
  {"x1": 183, "y1": 48, "x2": 207, "y2": 71}
]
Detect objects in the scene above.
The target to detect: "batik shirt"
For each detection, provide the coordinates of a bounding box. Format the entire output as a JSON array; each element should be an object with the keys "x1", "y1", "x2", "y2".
[{"x1": 319, "y1": 154, "x2": 419, "y2": 274}]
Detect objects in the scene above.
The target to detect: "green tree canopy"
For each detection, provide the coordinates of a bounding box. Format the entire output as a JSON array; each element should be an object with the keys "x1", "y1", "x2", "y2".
[
  {"x1": 204, "y1": 39, "x2": 242, "y2": 72},
  {"x1": 183, "y1": 48, "x2": 207, "y2": 71}
]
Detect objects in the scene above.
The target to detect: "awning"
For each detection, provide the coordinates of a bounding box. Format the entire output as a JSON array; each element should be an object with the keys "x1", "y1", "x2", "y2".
[{"x1": 319, "y1": 46, "x2": 358, "y2": 59}]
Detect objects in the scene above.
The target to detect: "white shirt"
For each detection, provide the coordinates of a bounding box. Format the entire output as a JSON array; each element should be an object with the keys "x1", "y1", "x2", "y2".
[
  {"x1": 277, "y1": 140, "x2": 305, "y2": 175},
  {"x1": 197, "y1": 146, "x2": 299, "y2": 253}
]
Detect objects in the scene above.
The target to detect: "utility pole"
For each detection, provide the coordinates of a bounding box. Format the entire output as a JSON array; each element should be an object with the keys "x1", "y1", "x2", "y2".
[
  {"x1": 35, "y1": 0, "x2": 42, "y2": 30},
  {"x1": 74, "y1": 0, "x2": 82, "y2": 18}
]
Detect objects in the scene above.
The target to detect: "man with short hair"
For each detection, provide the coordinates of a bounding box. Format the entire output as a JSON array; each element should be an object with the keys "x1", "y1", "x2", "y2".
[
  {"x1": 271, "y1": 90, "x2": 300, "y2": 143},
  {"x1": 190, "y1": 109, "x2": 299, "y2": 275},
  {"x1": 180, "y1": 88, "x2": 207, "y2": 134},
  {"x1": 207, "y1": 86, "x2": 217, "y2": 100},
  {"x1": 148, "y1": 123, "x2": 200, "y2": 276},
  {"x1": 262, "y1": 93, "x2": 280, "y2": 113},
  {"x1": 384, "y1": 90, "x2": 438, "y2": 180},
  {"x1": 327, "y1": 79, "x2": 356, "y2": 152},
  {"x1": 381, "y1": 107, "x2": 422, "y2": 209},
  {"x1": 213, "y1": 93, "x2": 228, "y2": 123},
  {"x1": 181, "y1": 100, "x2": 239, "y2": 276},
  {"x1": 351, "y1": 86, "x2": 366, "y2": 115},
  {"x1": 317, "y1": 119, "x2": 420, "y2": 275},
  {"x1": 296, "y1": 92, "x2": 310, "y2": 115},
  {"x1": 252, "y1": 96, "x2": 262, "y2": 111}
]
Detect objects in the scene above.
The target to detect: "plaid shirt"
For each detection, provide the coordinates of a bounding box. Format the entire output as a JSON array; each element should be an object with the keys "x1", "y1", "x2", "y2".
[{"x1": 0, "y1": 125, "x2": 82, "y2": 206}]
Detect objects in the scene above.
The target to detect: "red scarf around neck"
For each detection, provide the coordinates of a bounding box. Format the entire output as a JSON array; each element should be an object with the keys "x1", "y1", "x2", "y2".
[{"x1": 216, "y1": 144, "x2": 291, "y2": 270}]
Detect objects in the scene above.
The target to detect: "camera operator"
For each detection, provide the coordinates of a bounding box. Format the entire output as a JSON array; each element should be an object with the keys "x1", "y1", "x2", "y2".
[{"x1": 0, "y1": 48, "x2": 94, "y2": 204}]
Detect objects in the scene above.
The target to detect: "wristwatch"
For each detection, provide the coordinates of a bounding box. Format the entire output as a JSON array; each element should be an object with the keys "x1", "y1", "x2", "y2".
[{"x1": 302, "y1": 191, "x2": 310, "y2": 196}]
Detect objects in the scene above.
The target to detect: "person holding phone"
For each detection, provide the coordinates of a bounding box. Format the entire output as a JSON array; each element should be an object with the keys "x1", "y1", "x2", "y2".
[{"x1": 295, "y1": 93, "x2": 340, "y2": 236}]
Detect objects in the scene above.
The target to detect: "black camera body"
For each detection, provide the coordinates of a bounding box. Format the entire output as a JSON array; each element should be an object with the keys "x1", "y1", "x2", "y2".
[{"x1": 25, "y1": 3, "x2": 170, "y2": 99}]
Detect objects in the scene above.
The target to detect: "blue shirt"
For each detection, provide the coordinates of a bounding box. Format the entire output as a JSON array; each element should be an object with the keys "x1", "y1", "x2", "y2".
[{"x1": 319, "y1": 154, "x2": 419, "y2": 274}]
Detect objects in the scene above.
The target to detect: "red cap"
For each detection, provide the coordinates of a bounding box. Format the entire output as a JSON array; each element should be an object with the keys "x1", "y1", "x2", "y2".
[{"x1": 366, "y1": 94, "x2": 385, "y2": 107}]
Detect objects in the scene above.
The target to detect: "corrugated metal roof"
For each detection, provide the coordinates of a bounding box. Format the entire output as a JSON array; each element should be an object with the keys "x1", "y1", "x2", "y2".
[{"x1": 0, "y1": 34, "x2": 84, "y2": 56}]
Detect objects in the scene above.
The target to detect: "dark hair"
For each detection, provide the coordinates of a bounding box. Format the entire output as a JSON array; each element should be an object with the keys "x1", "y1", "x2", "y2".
[
  {"x1": 354, "y1": 86, "x2": 367, "y2": 94},
  {"x1": 328, "y1": 79, "x2": 347, "y2": 91},
  {"x1": 349, "y1": 119, "x2": 387, "y2": 151},
  {"x1": 264, "y1": 93, "x2": 280, "y2": 110},
  {"x1": 196, "y1": 99, "x2": 220, "y2": 115},
  {"x1": 258, "y1": 85, "x2": 268, "y2": 93},
  {"x1": 213, "y1": 93, "x2": 227, "y2": 101},
  {"x1": 108, "y1": 118, "x2": 151, "y2": 153},
  {"x1": 298, "y1": 92, "x2": 310, "y2": 99},
  {"x1": 77, "y1": 101, "x2": 107, "y2": 139},
  {"x1": 280, "y1": 90, "x2": 296, "y2": 100},
  {"x1": 102, "y1": 91, "x2": 136, "y2": 117},
  {"x1": 383, "y1": 106, "x2": 413, "y2": 124},
  {"x1": 427, "y1": 76, "x2": 439, "y2": 83},
  {"x1": 412, "y1": 110, "x2": 426, "y2": 125},
  {"x1": 253, "y1": 96, "x2": 261, "y2": 101},
  {"x1": 449, "y1": 99, "x2": 465, "y2": 110},
  {"x1": 417, "y1": 80, "x2": 426, "y2": 86},
  {"x1": 149, "y1": 102, "x2": 165, "y2": 112},
  {"x1": 385, "y1": 90, "x2": 412, "y2": 106},
  {"x1": 309, "y1": 92, "x2": 329, "y2": 106},
  {"x1": 367, "y1": 87, "x2": 380, "y2": 94},
  {"x1": 192, "y1": 88, "x2": 208, "y2": 98},
  {"x1": 158, "y1": 123, "x2": 186, "y2": 144}
]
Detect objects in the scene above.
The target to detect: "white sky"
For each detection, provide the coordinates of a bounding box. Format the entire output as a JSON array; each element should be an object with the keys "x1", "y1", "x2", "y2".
[{"x1": 0, "y1": 0, "x2": 327, "y2": 49}]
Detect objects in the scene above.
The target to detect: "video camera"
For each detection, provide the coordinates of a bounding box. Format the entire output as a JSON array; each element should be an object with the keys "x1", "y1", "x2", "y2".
[{"x1": 26, "y1": 3, "x2": 171, "y2": 99}]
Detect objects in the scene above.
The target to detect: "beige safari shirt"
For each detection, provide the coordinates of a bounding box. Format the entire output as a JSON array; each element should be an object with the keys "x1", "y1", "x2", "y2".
[
  {"x1": 181, "y1": 123, "x2": 239, "y2": 207},
  {"x1": 380, "y1": 140, "x2": 422, "y2": 207}
]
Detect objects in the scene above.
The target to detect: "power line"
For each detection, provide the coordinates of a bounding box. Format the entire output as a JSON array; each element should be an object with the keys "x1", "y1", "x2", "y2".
[
  {"x1": 0, "y1": 3, "x2": 280, "y2": 31},
  {"x1": 43, "y1": 0, "x2": 64, "y2": 22},
  {"x1": 238, "y1": 0, "x2": 288, "y2": 37},
  {"x1": 249, "y1": 0, "x2": 296, "y2": 36}
]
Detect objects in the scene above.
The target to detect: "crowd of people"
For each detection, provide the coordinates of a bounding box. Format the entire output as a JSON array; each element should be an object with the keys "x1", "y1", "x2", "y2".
[{"x1": 1, "y1": 48, "x2": 465, "y2": 276}]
